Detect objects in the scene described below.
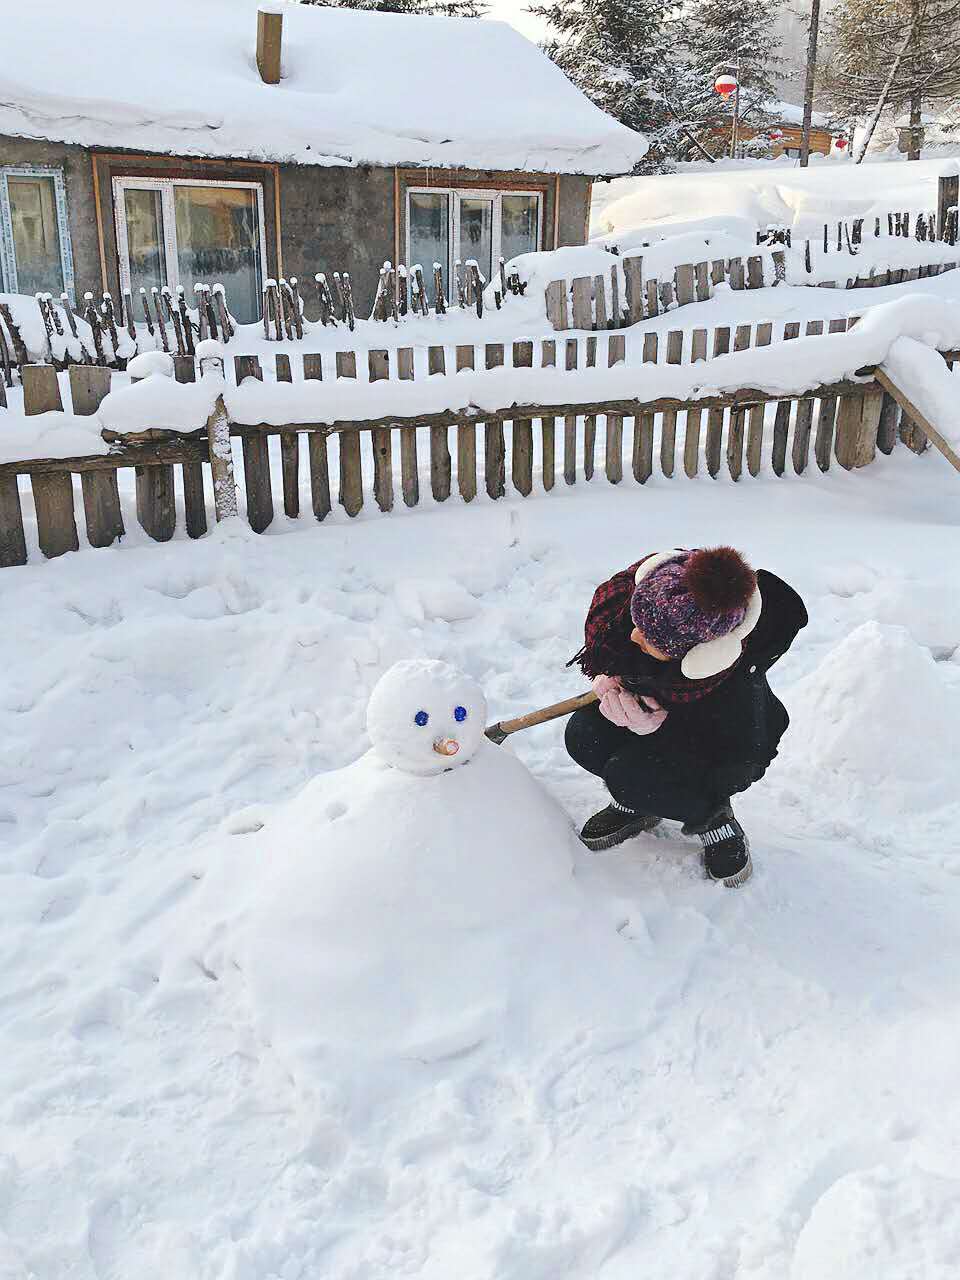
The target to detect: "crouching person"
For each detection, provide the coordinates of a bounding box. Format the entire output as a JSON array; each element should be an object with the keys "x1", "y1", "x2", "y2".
[{"x1": 565, "y1": 547, "x2": 807, "y2": 887}]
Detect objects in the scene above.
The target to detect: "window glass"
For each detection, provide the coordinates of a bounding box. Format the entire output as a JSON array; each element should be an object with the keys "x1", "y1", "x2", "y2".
[
  {"x1": 459, "y1": 197, "x2": 493, "y2": 283},
  {"x1": 500, "y1": 194, "x2": 539, "y2": 266},
  {"x1": 8, "y1": 176, "x2": 63, "y2": 295},
  {"x1": 174, "y1": 185, "x2": 261, "y2": 324},
  {"x1": 123, "y1": 187, "x2": 167, "y2": 302},
  {"x1": 409, "y1": 192, "x2": 449, "y2": 302}
]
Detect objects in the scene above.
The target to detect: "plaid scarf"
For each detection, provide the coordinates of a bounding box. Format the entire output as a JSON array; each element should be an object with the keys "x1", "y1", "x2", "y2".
[{"x1": 568, "y1": 560, "x2": 744, "y2": 706}]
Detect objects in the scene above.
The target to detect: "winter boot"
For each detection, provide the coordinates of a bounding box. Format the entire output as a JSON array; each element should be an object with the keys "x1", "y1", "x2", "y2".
[
  {"x1": 683, "y1": 802, "x2": 753, "y2": 887},
  {"x1": 579, "y1": 800, "x2": 661, "y2": 852}
]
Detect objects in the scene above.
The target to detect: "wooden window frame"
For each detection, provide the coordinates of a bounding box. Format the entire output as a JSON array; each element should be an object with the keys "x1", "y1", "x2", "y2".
[
  {"x1": 0, "y1": 165, "x2": 76, "y2": 301},
  {"x1": 111, "y1": 175, "x2": 268, "y2": 302}
]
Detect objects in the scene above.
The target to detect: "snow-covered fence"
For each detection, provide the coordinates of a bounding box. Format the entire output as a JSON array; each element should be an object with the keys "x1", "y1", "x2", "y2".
[
  {"x1": 2, "y1": 321, "x2": 954, "y2": 568},
  {"x1": 544, "y1": 252, "x2": 787, "y2": 332}
]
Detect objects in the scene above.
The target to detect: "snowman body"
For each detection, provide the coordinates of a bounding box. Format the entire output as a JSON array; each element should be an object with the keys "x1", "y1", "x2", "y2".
[{"x1": 193, "y1": 661, "x2": 636, "y2": 1084}]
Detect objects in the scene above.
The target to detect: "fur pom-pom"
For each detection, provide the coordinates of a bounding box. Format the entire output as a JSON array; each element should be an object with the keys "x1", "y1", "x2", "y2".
[{"x1": 683, "y1": 546, "x2": 756, "y2": 614}]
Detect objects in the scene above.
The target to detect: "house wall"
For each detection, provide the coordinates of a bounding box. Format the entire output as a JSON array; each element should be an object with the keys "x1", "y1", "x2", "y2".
[
  {"x1": 0, "y1": 136, "x2": 603, "y2": 316},
  {"x1": 0, "y1": 135, "x2": 101, "y2": 294}
]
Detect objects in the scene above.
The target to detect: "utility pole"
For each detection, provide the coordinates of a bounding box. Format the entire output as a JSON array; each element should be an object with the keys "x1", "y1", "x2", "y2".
[
  {"x1": 799, "y1": 0, "x2": 822, "y2": 167},
  {"x1": 730, "y1": 52, "x2": 742, "y2": 157}
]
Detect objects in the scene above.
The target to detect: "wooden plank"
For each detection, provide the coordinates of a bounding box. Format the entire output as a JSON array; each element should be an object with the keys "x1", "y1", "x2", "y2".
[
  {"x1": 623, "y1": 255, "x2": 643, "y2": 324},
  {"x1": 513, "y1": 418, "x2": 533, "y2": 495},
  {"x1": 694, "y1": 260, "x2": 710, "y2": 301},
  {"x1": 876, "y1": 391, "x2": 900, "y2": 454},
  {"x1": 675, "y1": 262, "x2": 695, "y2": 306},
  {"x1": 684, "y1": 329, "x2": 707, "y2": 477},
  {"x1": 746, "y1": 404, "x2": 765, "y2": 477},
  {"x1": 135, "y1": 465, "x2": 176, "y2": 541},
  {"x1": 240, "y1": 435, "x2": 274, "y2": 532},
  {"x1": 181, "y1": 461, "x2": 207, "y2": 539},
  {"x1": 571, "y1": 277, "x2": 593, "y2": 329},
  {"x1": 874, "y1": 366, "x2": 960, "y2": 474},
  {"x1": 727, "y1": 408, "x2": 746, "y2": 480},
  {"x1": 484, "y1": 342, "x2": 505, "y2": 499},
  {"x1": 563, "y1": 339, "x2": 578, "y2": 485},
  {"x1": 645, "y1": 279, "x2": 659, "y2": 317},
  {"x1": 814, "y1": 393, "x2": 839, "y2": 472},
  {"x1": 584, "y1": 415, "x2": 596, "y2": 480},
  {"x1": 834, "y1": 389, "x2": 881, "y2": 470},
  {"x1": 234, "y1": 354, "x2": 263, "y2": 383},
  {"x1": 336, "y1": 349, "x2": 363, "y2": 516},
  {"x1": 32, "y1": 472, "x2": 79, "y2": 557},
  {"x1": 541, "y1": 416, "x2": 556, "y2": 491},
  {"x1": 429, "y1": 345, "x2": 451, "y2": 501},
  {"x1": 772, "y1": 325, "x2": 802, "y2": 477},
  {"x1": 22, "y1": 364, "x2": 63, "y2": 415},
  {"x1": 0, "y1": 475, "x2": 27, "y2": 567},
  {"x1": 367, "y1": 349, "x2": 392, "y2": 513},
  {"x1": 274, "y1": 352, "x2": 298, "y2": 519},
  {"x1": 606, "y1": 328, "x2": 627, "y2": 482},
  {"x1": 308, "y1": 435, "x2": 331, "y2": 521},
  {"x1": 544, "y1": 280, "x2": 568, "y2": 330},
  {"x1": 746, "y1": 255, "x2": 764, "y2": 289},
  {"x1": 593, "y1": 274, "x2": 608, "y2": 331},
  {"x1": 660, "y1": 330, "x2": 682, "y2": 477},
  {"x1": 728, "y1": 258, "x2": 745, "y2": 290},
  {"x1": 80, "y1": 471, "x2": 124, "y2": 547},
  {"x1": 302, "y1": 353, "x2": 323, "y2": 382},
  {"x1": 792, "y1": 399, "x2": 815, "y2": 473},
  {"x1": 705, "y1": 407, "x2": 724, "y2": 477},
  {"x1": 173, "y1": 356, "x2": 196, "y2": 384},
  {"x1": 455, "y1": 345, "x2": 477, "y2": 503},
  {"x1": 396, "y1": 346, "x2": 418, "y2": 508},
  {"x1": 68, "y1": 364, "x2": 111, "y2": 416}
]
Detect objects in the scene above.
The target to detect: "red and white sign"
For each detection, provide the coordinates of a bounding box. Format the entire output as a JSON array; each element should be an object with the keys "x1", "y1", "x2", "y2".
[
  {"x1": 714, "y1": 74, "x2": 738, "y2": 97},
  {"x1": 834, "y1": 135, "x2": 849, "y2": 150}
]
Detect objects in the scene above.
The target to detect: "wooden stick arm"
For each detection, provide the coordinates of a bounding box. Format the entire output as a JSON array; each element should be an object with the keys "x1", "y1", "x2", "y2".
[{"x1": 485, "y1": 689, "x2": 598, "y2": 744}]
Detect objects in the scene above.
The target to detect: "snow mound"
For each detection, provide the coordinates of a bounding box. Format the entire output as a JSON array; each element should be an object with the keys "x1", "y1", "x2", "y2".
[
  {"x1": 792, "y1": 1165, "x2": 960, "y2": 1280},
  {"x1": 190, "y1": 739, "x2": 638, "y2": 1094},
  {"x1": 783, "y1": 622, "x2": 960, "y2": 817}
]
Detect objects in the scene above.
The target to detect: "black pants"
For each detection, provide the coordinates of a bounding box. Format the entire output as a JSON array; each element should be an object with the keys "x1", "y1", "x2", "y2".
[{"x1": 565, "y1": 703, "x2": 727, "y2": 826}]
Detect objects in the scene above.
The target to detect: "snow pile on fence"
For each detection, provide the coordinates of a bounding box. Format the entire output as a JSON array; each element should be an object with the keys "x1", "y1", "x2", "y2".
[
  {"x1": 883, "y1": 335, "x2": 960, "y2": 449},
  {"x1": 0, "y1": 0, "x2": 647, "y2": 175},
  {"x1": 594, "y1": 158, "x2": 960, "y2": 239},
  {"x1": 0, "y1": 409, "x2": 110, "y2": 464}
]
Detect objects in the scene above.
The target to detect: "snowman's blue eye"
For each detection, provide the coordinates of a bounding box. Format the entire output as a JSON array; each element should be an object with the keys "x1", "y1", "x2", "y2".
[
  {"x1": 414, "y1": 710, "x2": 429, "y2": 727},
  {"x1": 454, "y1": 705, "x2": 468, "y2": 722}
]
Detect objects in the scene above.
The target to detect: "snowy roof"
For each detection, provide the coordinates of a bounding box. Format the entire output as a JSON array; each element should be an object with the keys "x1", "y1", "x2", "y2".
[
  {"x1": 0, "y1": 0, "x2": 648, "y2": 176},
  {"x1": 769, "y1": 100, "x2": 832, "y2": 130}
]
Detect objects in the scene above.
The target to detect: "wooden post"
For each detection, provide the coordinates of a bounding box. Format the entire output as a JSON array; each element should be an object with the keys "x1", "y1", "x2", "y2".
[
  {"x1": 200, "y1": 352, "x2": 238, "y2": 522},
  {"x1": 335, "y1": 350, "x2": 363, "y2": 516},
  {"x1": 456, "y1": 345, "x2": 477, "y2": 502},
  {"x1": 623, "y1": 256, "x2": 643, "y2": 324},
  {"x1": 938, "y1": 171, "x2": 959, "y2": 243},
  {"x1": 484, "y1": 343, "x2": 505, "y2": 499},
  {"x1": 684, "y1": 329, "x2": 707, "y2": 477},
  {"x1": 256, "y1": 6, "x2": 283, "y2": 85},
  {"x1": 0, "y1": 475, "x2": 27, "y2": 567},
  {"x1": 368, "y1": 349, "x2": 393, "y2": 513},
  {"x1": 22, "y1": 364, "x2": 63, "y2": 415},
  {"x1": 395, "y1": 347, "x2": 418, "y2": 509},
  {"x1": 633, "y1": 332, "x2": 657, "y2": 483},
  {"x1": 275, "y1": 353, "x2": 299, "y2": 519},
  {"x1": 68, "y1": 364, "x2": 111, "y2": 415},
  {"x1": 772, "y1": 322, "x2": 800, "y2": 475},
  {"x1": 563, "y1": 338, "x2": 578, "y2": 485},
  {"x1": 604, "y1": 334, "x2": 625, "y2": 484},
  {"x1": 32, "y1": 473, "x2": 79, "y2": 558},
  {"x1": 69, "y1": 363, "x2": 124, "y2": 548},
  {"x1": 674, "y1": 263, "x2": 695, "y2": 306},
  {"x1": 300, "y1": 354, "x2": 330, "y2": 521},
  {"x1": 571, "y1": 277, "x2": 593, "y2": 330},
  {"x1": 660, "y1": 330, "x2": 682, "y2": 477},
  {"x1": 544, "y1": 280, "x2": 568, "y2": 330},
  {"x1": 428, "y1": 345, "x2": 451, "y2": 501},
  {"x1": 746, "y1": 323, "x2": 772, "y2": 476}
]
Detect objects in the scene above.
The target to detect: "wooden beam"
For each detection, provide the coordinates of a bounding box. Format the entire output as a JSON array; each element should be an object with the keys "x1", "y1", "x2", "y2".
[
  {"x1": 257, "y1": 8, "x2": 283, "y2": 85},
  {"x1": 874, "y1": 366, "x2": 960, "y2": 473}
]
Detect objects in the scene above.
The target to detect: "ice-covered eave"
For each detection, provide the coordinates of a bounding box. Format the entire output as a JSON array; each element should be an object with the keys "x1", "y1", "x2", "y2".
[{"x1": 0, "y1": 103, "x2": 646, "y2": 179}]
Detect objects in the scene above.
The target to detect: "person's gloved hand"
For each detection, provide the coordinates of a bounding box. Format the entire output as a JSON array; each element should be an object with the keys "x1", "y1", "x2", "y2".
[{"x1": 592, "y1": 675, "x2": 668, "y2": 735}]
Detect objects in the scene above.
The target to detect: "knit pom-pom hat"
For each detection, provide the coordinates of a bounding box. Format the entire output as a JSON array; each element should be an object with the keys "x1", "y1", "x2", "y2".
[{"x1": 630, "y1": 547, "x2": 762, "y2": 679}]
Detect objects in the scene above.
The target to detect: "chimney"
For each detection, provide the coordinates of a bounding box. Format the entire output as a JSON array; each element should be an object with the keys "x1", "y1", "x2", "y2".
[{"x1": 257, "y1": 5, "x2": 283, "y2": 86}]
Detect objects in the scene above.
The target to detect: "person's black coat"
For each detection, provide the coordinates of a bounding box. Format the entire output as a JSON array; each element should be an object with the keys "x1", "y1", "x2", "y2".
[{"x1": 626, "y1": 569, "x2": 808, "y2": 797}]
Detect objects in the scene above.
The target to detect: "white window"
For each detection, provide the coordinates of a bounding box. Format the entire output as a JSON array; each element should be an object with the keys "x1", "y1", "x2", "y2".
[
  {"x1": 406, "y1": 188, "x2": 542, "y2": 303},
  {"x1": 0, "y1": 166, "x2": 75, "y2": 300},
  {"x1": 113, "y1": 177, "x2": 267, "y2": 325}
]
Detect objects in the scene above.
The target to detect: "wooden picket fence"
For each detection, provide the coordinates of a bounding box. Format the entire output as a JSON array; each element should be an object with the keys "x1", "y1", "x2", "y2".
[{"x1": 2, "y1": 320, "x2": 953, "y2": 569}]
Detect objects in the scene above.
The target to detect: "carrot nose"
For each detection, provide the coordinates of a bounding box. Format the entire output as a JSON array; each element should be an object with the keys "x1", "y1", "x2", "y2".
[{"x1": 433, "y1": 737, "x2": 460, "y2": 756}]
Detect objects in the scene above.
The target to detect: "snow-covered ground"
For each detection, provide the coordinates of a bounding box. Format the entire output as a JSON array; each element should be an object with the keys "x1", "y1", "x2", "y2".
[{"x1": 2, "y1": 428, "x2": 960, "y2": 1277}]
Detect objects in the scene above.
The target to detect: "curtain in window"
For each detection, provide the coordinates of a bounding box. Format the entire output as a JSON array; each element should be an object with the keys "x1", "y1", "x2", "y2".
[
  {"x1": 8, "y1": 176, "x2": 63, "y2": 295},
  {"x1": 409, "y1": 192, "x2": 449, "y2": 302},
  {"x1": 500, "y1": 194, "x2": 539, "y2": 266},
  {"x1": 123, "y1": 188, "x2": 167, "y2": 303},
  {"x1": 174, "y1": 186, "x2": 261, "y2": 324}
]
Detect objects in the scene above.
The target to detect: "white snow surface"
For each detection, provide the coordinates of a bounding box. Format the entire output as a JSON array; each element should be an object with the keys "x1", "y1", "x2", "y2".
[
  {"x1": 0, "y1": 0, "x2": 646, "y2": 175},
  {"x1": 2, "y1": 443, "x2": 960, "y2": 1278}
]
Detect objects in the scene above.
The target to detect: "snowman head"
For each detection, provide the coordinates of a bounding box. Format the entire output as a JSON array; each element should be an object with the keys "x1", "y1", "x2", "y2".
[{"x1": 367, "y1": 659, "x2": 487, "y2": 776}]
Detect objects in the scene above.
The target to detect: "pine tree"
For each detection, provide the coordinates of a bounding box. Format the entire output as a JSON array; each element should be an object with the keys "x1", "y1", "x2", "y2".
[
  {"x1": 304, "y1": 0, "x2": 486, "y2": 16},
  {"x1": 661, "y1": 0, "x2": 784, "y2": 161},
  {"x1": 822, "y1": 0, "x2": 960, "y2": 160},
  {"x1": 527, "y1": 0, "x2": 673, "y2": 152}
]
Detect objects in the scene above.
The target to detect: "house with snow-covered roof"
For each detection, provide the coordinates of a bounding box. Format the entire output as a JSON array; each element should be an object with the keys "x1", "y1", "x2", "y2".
[{"x1": 0, "y1": 0, "x2": 647, "y2": 320}]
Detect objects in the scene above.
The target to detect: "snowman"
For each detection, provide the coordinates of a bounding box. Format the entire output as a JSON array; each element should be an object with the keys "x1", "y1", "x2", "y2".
[{"x1": 188, "y1": 660, "x2": 641, "y2": 1090}]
